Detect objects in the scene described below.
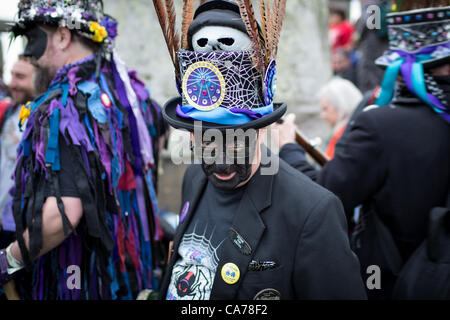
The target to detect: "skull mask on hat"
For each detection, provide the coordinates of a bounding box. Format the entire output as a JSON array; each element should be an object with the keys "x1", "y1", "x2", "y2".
[{"x1": 154, "y1": 0, "x2": 288, "y2": 131}]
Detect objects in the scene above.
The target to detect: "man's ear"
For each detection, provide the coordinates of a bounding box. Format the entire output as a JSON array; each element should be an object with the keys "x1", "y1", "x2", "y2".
[
  {"x1": 258, "y1": 128, "x2": 267, "y2": 144},
  {"x1": 54, "y1": 27, "x2": 72, "y2": 51}
]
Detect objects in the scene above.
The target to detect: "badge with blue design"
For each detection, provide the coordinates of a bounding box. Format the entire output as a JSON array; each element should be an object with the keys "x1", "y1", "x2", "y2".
[
  {"x1": 182, "y1": 61, "x2": 226, "y2": 111},
  {"x1": 221, "y1": 262, "x2": 240, "y2": 285}
]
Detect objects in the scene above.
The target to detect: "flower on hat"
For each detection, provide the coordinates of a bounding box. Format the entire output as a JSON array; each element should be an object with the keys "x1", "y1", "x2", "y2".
[
  {"x1": 19, "y1": 101, "x2": 32, "y2": 127},
  {"x1": 101, "y1": 15, "x2": 118, "y2": 40},
  {"x1": 89, "y1": 21, "x2": 108, "y2": 43}
]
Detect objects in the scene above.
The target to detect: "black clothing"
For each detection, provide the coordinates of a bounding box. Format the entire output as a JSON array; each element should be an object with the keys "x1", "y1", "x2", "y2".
[
  {"x1": 279, "y1": 98, "x2": 450, "y2": 299},
  {"x1": 43, "y1": 136, "x2": 80, "y2": 198},
  {"x1": 160, "y1": 157, "x2": 367, "y2": 300},
  {"x1": 0, "y1": 230, "x2": 15, "y2": 250},
  {"x1": 190, "y1": 182, "x2": 244, "y2": 244},
  {"x1": 165, "y1": 183, "x2": 244, "y2": 299},
  {"x1": 355, "y1": 1, "x2": 389, "y2": 93}
]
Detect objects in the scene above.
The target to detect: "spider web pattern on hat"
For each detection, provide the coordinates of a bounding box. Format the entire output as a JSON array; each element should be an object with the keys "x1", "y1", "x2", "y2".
[{"x1": 178, "y1": 50, "x2": 264, "y2": 111}]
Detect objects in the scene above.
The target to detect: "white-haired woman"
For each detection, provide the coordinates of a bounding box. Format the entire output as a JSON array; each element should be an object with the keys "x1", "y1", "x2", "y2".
[{"x1": 319, "y1": 77, "x2": 363, "y2": 159}]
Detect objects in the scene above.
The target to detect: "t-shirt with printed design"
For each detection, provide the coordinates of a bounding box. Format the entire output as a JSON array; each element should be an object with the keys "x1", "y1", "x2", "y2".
[{"x1": 166, "y1": 182, "x2": 244, "y2": 300}]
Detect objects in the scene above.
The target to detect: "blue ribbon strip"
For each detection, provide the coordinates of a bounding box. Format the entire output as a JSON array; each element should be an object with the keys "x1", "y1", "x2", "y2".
[
  {"x1": 376, "y1": 43, "x2": 450, "y2": 123},
  {"x1": 45, "y1": 108, "x2": 61, "y2": 171},
  {"x1": 176, "y1": 103, "x2": 274, "y2": 125}
]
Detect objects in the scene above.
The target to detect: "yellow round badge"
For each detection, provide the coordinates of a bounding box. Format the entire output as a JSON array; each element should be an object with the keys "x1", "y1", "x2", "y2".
[{"x1": 221, "y1": 263, "x2": 240, "y2": 285}]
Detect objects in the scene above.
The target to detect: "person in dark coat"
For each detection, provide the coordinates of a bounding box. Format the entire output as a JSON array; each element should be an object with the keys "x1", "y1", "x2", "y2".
[
  {"x1": 154, "y1": 0, "x2": 367, "y2": 300},
  {"x1": 355, "y1": 0, "x2": 389, "y2": 93},
  {"x1": 273, "y1": 1, "x2": 450, "y2": 300}
]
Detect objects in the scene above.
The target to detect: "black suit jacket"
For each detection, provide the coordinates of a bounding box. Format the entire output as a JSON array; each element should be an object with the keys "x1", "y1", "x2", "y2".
[
  {"x1": 159, "y1": 158, "x2": 367, "y2": 300},
  {"x1": 280, "y1": 100, "x2": 450, "y2": 261}
]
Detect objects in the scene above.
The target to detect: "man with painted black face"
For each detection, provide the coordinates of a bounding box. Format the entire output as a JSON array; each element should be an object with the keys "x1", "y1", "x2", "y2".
[
  {"x1": 157, "y1": 0, "x2": 366, "y2": 300},
  {"x1": 0, "y1": 0, "x2": 167, "y2": 299}
]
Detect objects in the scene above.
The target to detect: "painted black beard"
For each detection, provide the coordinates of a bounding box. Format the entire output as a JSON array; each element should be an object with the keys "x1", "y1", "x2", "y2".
[
  {"x1": 34, "y1": 65, "x2": 53, "y2": 95},
  {"x1": 201, "y1": 161, "x2": 253, "y2": 190}
]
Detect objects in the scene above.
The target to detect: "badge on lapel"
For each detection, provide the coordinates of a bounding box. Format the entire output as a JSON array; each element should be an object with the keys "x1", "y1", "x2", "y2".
[
  {"x1": 229, "y1": 228, "x2": 252, "y2": 256},
  {"x1": 248, "y1": 260, "x2": 278, "y2": 271},
  {"x1": 253, "y1": 288, "x2": 281, "y2": 300},
  {"x1": 180, "y1": 201, "x2": 190, "y2": 223},
  {"x1": 221, "y1": 263, "x2": 240, "y2": 285}
]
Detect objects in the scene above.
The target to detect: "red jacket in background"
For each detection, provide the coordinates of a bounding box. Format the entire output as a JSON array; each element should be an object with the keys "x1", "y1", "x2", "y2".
[{"x1": 329, "y1": 21, "x2": 355, "y2": 51}]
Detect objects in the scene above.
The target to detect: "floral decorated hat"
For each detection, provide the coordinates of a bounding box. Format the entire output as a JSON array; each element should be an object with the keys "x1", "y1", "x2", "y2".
[
  {"x1": 155, "y1": 0, "x2": 287, "y2": 131},
  {"x1": 11, "y1": 0, "x2": 118, "y2": 49}
]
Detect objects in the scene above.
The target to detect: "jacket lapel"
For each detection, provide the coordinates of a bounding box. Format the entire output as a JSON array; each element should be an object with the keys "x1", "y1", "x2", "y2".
[{"x1": 210, "y1": 166, "x2": 274, "y2": 300}]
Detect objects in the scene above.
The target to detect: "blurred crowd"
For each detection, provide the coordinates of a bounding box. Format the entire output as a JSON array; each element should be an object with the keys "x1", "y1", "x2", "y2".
[
  {"x1": 329, "y1": 0, "x2": 389, "y2": 93},
  {"x1": 321, "y1": 0, "x2": 389, "y2": 158}
]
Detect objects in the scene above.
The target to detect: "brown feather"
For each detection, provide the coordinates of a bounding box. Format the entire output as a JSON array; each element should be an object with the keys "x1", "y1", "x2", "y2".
[
  {"x1": 271, "y1": 0, "x2": 286, "y2": 60},
  {"x1": 236, "y1": 0, "x2": 265, "y2": 74},
  {"x1": 165, "y1": 0, "x2": 180, "y2": 56},
  {"x1": 266, "y1": 1, "x2": 273, "y2": 57},
  {"x1": 181, "y1": 0, "x2": 195, "y2": 48},
  {"x1": 153, "y1": 0, "x2": 180, "y2": 77},
  {"x1": 259, "y1": 0, "x2": 270, "y2": 66},
  {"x1": 271, "y1": 0, "x2": 279, "y2": 60},
  {"x1": 153, "y1": 0, "x2": 170, "y2": 56}
]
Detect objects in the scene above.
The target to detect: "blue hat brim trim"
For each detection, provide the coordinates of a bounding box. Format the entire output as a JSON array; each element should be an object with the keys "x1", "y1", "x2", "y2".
[
  {"x1": 163, "y1": 97, "x2": 287, "y2": 131},
  {"x1": 176, "y1": 103, "x2": 273, "y2": 125}
]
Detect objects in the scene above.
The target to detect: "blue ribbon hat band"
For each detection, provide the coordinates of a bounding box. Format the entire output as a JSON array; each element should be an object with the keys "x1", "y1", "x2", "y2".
[{"x1": 176, "y1": 102, "x2": 274, "y2": 126}]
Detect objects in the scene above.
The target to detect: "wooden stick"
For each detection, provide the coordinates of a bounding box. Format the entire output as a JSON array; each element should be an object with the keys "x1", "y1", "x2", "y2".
[
  {"x1": 294, "y1": 129, "x2": 329, "y2": 167},
  {"x1": 276, "y1": 119, "x2": 330, "y2": 166}
]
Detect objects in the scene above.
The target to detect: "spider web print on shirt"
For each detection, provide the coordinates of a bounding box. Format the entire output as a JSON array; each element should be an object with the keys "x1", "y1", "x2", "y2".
[
  {"x1": 178, "y1": 50, "x2": 265, "y2": 110},
  {"x1": 166, "y1": 223, "x2": 225, "y2": 300}
]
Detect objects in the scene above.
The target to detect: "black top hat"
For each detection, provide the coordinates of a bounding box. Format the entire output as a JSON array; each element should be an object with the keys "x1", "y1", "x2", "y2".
[{"x1": 158, "y1": 0, "x2": 287, "y2": 132}]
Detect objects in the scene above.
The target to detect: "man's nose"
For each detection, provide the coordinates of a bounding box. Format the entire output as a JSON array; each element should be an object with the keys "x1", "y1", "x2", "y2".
[{"x1": 9, "y1": 78, "x2": 18, "y2": 89}]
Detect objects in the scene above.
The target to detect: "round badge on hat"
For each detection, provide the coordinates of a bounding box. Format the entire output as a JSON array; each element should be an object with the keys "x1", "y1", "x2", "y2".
[
  {"x1": 182, "y1": 61, "x2": 226, "y2": 111},
  {"x1": 221, "y1": 262, "x2": 240, "y2": 285}
]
